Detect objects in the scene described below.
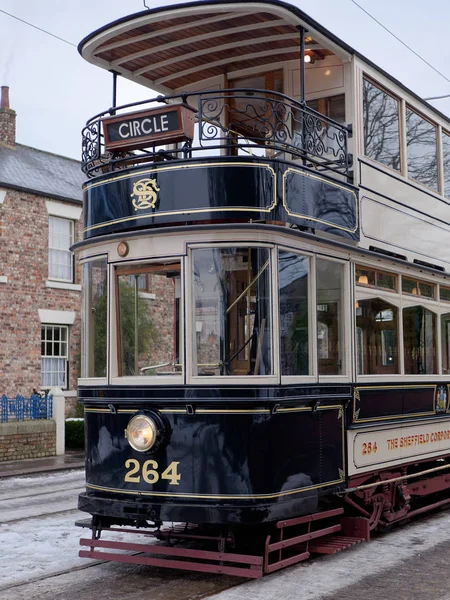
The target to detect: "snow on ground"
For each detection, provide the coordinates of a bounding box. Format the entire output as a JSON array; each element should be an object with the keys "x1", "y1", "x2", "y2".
[
  {"x1": 0, "y1": 469, "x2": 154, "y2": 589},
  {"x1": 209, "y1": 510, "x2": 450, "y2": 600},
  {"x1": 0, "y1": 469, "x2": 85, "y2": 495},
  {"x1": 0, "y1": 510, "x2": 89, "y2": 587},
  {"x1": 3, "y1": 468, "x2": 450, "y2": 596}
]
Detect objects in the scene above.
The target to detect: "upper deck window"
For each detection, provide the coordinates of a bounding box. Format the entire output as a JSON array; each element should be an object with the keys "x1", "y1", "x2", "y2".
[
  {"x1": 442, "y1": 130, "x2": 450, "y2": 199},
  {"x1": 363, "y1": 78, "x2": 400, "y2": 172},
  {"x1": 406, "y1": 108, "x2": 438, "y2": 191}
]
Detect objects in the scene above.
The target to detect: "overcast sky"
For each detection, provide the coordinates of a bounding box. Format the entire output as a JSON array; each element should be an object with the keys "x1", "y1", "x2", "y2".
[{"x1": 1, "y1": 0, "x2": 450, "y2": 161}]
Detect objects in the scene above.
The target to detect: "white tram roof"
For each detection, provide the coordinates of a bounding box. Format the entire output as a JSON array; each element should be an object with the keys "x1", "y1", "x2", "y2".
[
  {"x1": 78, "y1": 0, "x2": 449, "y2": 125},
  {"x1": 78, "y1": 0, "x2": 349, "y2": 94}
]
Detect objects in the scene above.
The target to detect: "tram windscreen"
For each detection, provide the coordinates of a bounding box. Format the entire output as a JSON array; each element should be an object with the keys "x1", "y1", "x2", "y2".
[
  {"x1": 82, "y1": 258, "x2": 108, "y2": 378},
  {"x1": 192, "y1": 247, "x2": 272, "y2": 376},
  {"x1": 117, "y1": 262, "x2": 181, "y2": 376}
]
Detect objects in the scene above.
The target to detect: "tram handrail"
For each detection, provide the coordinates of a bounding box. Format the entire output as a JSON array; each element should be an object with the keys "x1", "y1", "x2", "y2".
[{"x1": 81, "y1": 88, "x2": 352, "y2": 182}]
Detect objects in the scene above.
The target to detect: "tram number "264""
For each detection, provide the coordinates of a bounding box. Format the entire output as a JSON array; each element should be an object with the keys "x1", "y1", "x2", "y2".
[
  {"x1": 124, "y1": 459, "x2": 181, "y2": 485},
  {"x1": 361, "y1": 442, "x2": 378, "y2": 455}
]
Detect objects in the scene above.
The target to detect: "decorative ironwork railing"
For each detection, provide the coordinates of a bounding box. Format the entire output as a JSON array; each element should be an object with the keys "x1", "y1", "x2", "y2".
[
  {"x1": 0, "y1": 393, "x2": 53, "y2": 423},
  {"x1": 81, "y1": 88, "x2": 352, "y2": 182}
]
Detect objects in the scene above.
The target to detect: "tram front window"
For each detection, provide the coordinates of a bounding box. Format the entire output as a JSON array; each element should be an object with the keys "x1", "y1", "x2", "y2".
[
  {"x1": 82, "y1": 258, "x2": 108, "y2": 378},
  {"x1": 116, "y1": 261, "x2": 181, "y2": 376},
  {"x1": 192, "y1": 247, "x2": 272, "y2": 376},
  {"x1": 279, "y1": 251, "x2": 310, "y2": 375}
]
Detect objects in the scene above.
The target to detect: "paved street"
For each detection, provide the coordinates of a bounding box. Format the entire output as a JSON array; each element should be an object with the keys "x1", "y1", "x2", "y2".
[{"x1": 3, "y1": 469, "x2": 450, "y2": 599}]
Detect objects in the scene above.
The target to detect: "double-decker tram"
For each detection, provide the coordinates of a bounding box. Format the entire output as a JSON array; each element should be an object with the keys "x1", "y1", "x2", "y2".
[{"x1": 75, "y1": 0, "x2": 450, "y2": 577}]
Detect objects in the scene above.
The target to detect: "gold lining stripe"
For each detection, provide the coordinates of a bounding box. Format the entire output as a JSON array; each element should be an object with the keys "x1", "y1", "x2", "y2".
[
  {"x1": 85, "y1": 405, "x2": 343, "y2": 415},
  {"x1": 282, "y1": 167, "x2": 358, "y2": 234},
  {"x1": 83, "y1": 162, "x2": 276, "y2": 233},
  {"x1": 354, "y1": 412, "x2": 435, "y2": 424},
  {"x1": 84, "y1": 161, "x2": 276, "y2": 190},
  {"x1": 85, "y1": 476, "x2": 345, "y2": 500}
]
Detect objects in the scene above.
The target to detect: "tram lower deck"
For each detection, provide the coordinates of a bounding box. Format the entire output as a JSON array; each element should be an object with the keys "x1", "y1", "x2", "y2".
[{"x1": 78, "y1": 384, "x2": 347, "y2": 526}]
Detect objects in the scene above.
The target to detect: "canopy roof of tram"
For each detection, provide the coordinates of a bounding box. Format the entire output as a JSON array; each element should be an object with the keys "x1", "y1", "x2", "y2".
[{"x1": 78, "y1": 0, "x2": 352, "y2": 94}]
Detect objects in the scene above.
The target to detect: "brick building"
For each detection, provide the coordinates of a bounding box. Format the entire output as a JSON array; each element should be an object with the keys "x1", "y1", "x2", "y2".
[{"x1": 0, "y1": 86, "x2": 84, "y2": 415}]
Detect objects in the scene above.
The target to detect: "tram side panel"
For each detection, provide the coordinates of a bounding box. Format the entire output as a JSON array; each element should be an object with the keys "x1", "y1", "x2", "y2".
[{"x1": 80, "y1": 396, "x2": 346, "y2": 525}]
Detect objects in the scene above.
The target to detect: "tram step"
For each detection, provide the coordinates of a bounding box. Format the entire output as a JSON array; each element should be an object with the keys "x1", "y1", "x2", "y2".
[{"x1": 309, "y1": 535, "x2": 364, "y2": 555}]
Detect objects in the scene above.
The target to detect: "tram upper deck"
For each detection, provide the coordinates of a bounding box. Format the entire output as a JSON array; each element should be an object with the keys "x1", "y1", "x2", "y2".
[{"x1": 78, "y1": 0, "x2": 450, "y2": 270}]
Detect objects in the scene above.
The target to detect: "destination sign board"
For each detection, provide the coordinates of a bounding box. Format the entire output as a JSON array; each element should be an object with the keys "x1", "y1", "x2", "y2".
[{"x1": 102, "y1": 104, "x2": 196, "y2": 152}]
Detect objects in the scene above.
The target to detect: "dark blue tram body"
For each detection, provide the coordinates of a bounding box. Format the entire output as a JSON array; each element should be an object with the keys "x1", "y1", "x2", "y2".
[{"x1": 75, "y1": 0, "x2": 450, "y2": 576}]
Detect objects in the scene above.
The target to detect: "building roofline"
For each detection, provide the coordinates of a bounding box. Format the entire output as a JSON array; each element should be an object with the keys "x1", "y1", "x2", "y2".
[
  {"x1": 0, "y1": 182, "x2": 82, "y2": 205},
  {"x1": 12, "y1": 142, "x2": 81, "y2": 165}
]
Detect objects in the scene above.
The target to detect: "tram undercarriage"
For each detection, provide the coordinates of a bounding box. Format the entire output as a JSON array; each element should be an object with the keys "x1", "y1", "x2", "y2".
[{"x1": 76, "y1": 456, "x2": 450, "y2": 578}]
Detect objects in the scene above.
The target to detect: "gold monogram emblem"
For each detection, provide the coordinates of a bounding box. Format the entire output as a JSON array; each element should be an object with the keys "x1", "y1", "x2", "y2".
[{"x1": 130, "y1": 178, "x2": 160, "y2": 211}]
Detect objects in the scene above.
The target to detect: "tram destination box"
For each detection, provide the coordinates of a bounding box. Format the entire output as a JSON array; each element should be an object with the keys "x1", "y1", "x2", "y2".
[{"x1": 102, "y1": 104, "x2": 196, "y2": 152}]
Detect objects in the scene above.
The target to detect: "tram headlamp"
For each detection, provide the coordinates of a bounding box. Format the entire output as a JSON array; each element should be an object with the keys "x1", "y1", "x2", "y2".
[{"x1": 125, "y1": 414, "x2": 157, "y2": 452}]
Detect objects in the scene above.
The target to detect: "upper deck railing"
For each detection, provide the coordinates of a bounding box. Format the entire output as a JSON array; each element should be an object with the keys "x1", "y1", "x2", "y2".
[{"x1": 81, "y1": 88, "x2": 352, "y2": 182}]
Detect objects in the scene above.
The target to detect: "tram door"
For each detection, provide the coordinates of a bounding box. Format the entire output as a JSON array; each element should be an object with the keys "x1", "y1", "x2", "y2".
[{"x1": 228, "y1": 71, "x2": 283, "y2": 147}]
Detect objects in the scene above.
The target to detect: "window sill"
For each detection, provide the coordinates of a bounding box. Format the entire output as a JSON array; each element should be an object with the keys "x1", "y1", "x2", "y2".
[{"x1": 46, "y1": 280, "x2": 81, "y2": 292}]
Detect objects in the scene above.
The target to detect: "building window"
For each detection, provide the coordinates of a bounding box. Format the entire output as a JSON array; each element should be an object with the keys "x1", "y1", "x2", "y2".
[
  {"x1": 406, "y1": 107, "x2": 438, "y2": 191},
  {"x1": 49, "y1": 216, "x2": 74, "y2": 281},
  {"x1": 363, "y1": 78, "x2": 401, "y2": 171},
  {"x1": 41, "y1": 325, "x2": 69, "y2": 388}
]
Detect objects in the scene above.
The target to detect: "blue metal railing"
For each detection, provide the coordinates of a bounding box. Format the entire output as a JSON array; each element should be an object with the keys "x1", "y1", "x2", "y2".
[{"x1": 0, "y1": 393, "x2": 53, "y2": 423}]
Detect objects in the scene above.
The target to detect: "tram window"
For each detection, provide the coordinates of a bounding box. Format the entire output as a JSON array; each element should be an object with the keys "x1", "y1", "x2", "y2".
[
  {"x1": 278, "y1": 251, "x2": 310, "y2": 376},
  {"x1": 441, "y1": 313, "x2": 450, "y2": 374},
  {"x1": 440, "y1": 286, "x2": 450, "y2": 302},
  {"x1": 355, "y1": 267, "x2": 375, "y2": 286},
  {"x1": 403, "y1": 306, "x2": 437, "y2": 375},
  {"x1": 316, "y1": 259, "x2": 345, "y2": 375},
  {"x1": 402, "y1": 277, "x2": 436, "y2": 299},
  {"x1": 355, "y1": 265, "x2": 397, "y2": 291},
  {"x1": 355, "y1": 299, "x2": 399, "y2": 375},
  {"x1": 363, "y1": 78, "x2": 401, "y2": 171},
  {"x1": 82, "y1": 258, "x2": 108, "y2": 378},
  {"x1": 443, "y1": 131, "x2": 450, "y2": 199},
  {"x1": 406, "y1": 108, "x2": 438, "y2": 192},
  {"x1": 116, "y1": 262, "x2": 181, "y2": 377},
  {"x1": 191, "y1": 247, "x2": 272, "y2": 377}
]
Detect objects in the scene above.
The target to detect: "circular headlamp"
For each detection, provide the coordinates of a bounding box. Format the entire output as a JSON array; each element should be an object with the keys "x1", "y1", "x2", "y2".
[{"x1": 125, "y1": 414, "x2": 157, "y2": 452}]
